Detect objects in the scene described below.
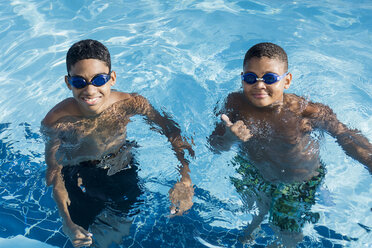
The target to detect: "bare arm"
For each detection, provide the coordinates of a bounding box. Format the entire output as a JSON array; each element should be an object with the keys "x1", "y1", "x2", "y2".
[
  {"x1": 147, "y1": 107, "x2": 194, "y2": 215},
  {"x1": 125, "y1": 95, "x2": 193, "y2": 172},
  {"x1": 307, "y1": 103, "x2": 372, "y2": 173},
  {"x1": 42, "y1": 120, "x2": 93, "y2": 247},
  {"x1": 126, "y1": 94, "x2": 195, "y2": 214}
]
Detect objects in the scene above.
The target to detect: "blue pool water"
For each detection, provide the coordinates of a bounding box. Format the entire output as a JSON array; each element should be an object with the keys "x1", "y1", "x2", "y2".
[{"x1": 0, "y1": 0, "x2": 371, "y2": 247}]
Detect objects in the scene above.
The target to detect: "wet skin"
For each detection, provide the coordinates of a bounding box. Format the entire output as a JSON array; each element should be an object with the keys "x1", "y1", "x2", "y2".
[
  {"x1": 209, "y1": 56, "x2": 372, "y2": 246},
  {"x1": 241, "y1": 56, "x2": 291, "y2": 108},
  {"x1": 65, "y1": 59, "x2": 117, "y2": 117},
  {"x1": 210, "y1": 57, "x2": 372, "y2": 183},
  {"x1": 43, "y1": 59, "x2": 194, "y2": 247}
]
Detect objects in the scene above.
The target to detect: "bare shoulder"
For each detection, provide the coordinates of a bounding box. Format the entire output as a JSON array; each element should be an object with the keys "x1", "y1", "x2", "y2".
[
  {"x1": 225, "y1": 91, "x2": 245, "y2": 109},
  {"x1": 111, "y1": 91, "x2": 148, "y2": 104},
  {"x1": 110, "y1": 91, "x2": 131, "y2": 102},
  {"x1": 302, "y1": 99, "x2": 335, "y2": 118},
  {"x1": 283, "y1": 93, "x2": 306, "y2": 111},
  {"x1": 111, "y1": 91, "x2": 153, "y2": 116},
  {"x1": 42, "y1": 98, "x2": 81, "y2": 127},
  {"x1": 283, "y1": 93, "x2": 331, "y2": 116}
]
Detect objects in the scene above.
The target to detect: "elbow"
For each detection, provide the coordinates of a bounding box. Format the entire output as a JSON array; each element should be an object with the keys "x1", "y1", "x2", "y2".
[
  {"x1": 46, "y1": 177, "x2": 53, "y2": 187},
  {"x1": 45, "y1": 167, "x2": 59, "y2": 186},
  {"x1": 45, "y1": 174, "x2": 54, "y2": 186}
]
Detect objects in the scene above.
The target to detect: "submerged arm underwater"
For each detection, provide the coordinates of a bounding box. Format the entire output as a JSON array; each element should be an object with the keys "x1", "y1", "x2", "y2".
[
  {"x1": 43, "y1": 132, "x2": 93, "y2": 248},
  {"x1": 307, "y1": 102, "x2": 372, "y2": 173},
  {"x1": 122, "y1": 94, "x2": 195, "y2": 215},
  {"x1": 142, "y1": 98, "x2": 195, "y2": 215}
]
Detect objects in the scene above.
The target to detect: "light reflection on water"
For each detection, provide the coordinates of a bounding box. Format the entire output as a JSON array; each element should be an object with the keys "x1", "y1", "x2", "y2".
[{"x1": 0, "y1": 0, "x2": 371, "y2": 247}]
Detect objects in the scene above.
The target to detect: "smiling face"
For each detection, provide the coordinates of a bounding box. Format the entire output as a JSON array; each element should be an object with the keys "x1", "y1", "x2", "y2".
[
  {"x1": 65, "y1": 59, "x2": 116, "y2": 116},
  {"x1": 242, "y1": 56, "x2": 292, "y2": 108}
]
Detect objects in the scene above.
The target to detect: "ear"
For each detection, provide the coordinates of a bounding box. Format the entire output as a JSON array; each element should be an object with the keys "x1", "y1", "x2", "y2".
[
  {"x1": 283, "y1": 72, "x2": 292, "y2": 89},
  {"x1": 65, "y1": 75, "x2": 72, "y2": 90},
  {"x1": 241, "y1": 71, "x2": 244, "y2": 88},
  {"x1": 110, "y1": 71, "x2": 117, "y2": 86}
]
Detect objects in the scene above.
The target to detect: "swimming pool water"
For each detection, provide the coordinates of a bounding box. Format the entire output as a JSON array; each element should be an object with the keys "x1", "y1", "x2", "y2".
[{"x1": 0, "y1": 0, "x2": 371, "y2": 247}]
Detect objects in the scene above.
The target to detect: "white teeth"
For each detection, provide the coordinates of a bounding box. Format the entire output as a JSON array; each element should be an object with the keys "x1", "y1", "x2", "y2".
[{"x1": 82, "y1": 97, "x2": 99, "y2": 103}]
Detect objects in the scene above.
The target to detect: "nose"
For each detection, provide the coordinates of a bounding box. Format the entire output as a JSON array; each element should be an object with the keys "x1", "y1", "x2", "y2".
[
  {"x1": 84, "y1": 84, "x2": 98, "y2": 94},
  {"x1": 253, "y1": 79, "x2": 266, "y2": 89}
]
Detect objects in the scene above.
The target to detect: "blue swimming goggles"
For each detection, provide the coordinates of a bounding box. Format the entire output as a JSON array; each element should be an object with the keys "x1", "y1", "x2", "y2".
[
  {"x1": 241, "y1": 72, "x2": 288, "y2": 85},
  {"x1": 68, "y1": 73, "x2": 111, "y2": 89}
]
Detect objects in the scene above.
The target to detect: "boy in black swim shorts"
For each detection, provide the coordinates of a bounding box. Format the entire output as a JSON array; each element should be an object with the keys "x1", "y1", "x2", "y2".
[{"x1": 42, "y1": 39, "x2": 194, "y2": 247}]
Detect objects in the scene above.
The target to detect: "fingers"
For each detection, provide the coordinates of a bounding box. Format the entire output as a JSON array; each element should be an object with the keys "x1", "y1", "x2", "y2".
[
  {"x1": 231, "y1": 121, "x2": 252, "y2": 142},
  {"x1": 221, "y1": 115, "x2": 252, "y2": 142},
  {"x1": 72, "y1": 231, "x2": 92, "y2": 247},
  {"x1": 169, "y1": 182, "x2": 194, "y2": 217},
  {"x1": 221, "y1": 114, "x2": 233, "y2": 127},
  {"x1": 79, "y1": 228, "x2": 93, "y2": 238},
  {"x1": 188, "y1": 146, "x2": 195, "y2": 158},
  {"x1": 170, "y1": 206, "x2": 177, "y2": 215},
  {"x1": 170, "y1": 205, "x2": 181, "y2": 216},
  {"x1": 230, "y1": 120, "x2": 246, "y2": 134},
  {"x1": 169, "y1": 196, "x2": 183, "y2": 217},
  {"x1": 69, "y1": 226, "x2": 93, "y2": 247},
  {"x1": 72, "y1": 236, "x2": 92, "y2": 247},
  {"x1": 72, "y1": 237, "x2": 92, "y2": 248}
]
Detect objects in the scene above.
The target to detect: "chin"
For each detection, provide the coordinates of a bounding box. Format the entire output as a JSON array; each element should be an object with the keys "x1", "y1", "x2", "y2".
[
  {"x1": 84, "y1": 105, "x2": 103, "y2": 116},
  {"x1": 250, "y1": 99, "x2": 271, "y2": 108}
]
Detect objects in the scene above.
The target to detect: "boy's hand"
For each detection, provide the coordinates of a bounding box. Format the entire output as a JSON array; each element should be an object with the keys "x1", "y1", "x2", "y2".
[
  {"x1": 221, "y1": 114, "x2": 252, "y2": 142},
  {"x1": 169, "y1": 181, "x2": 194, "y2": 216},
  {"x1": 62, "y1": 221, "x2": 93, "y2": 247}
]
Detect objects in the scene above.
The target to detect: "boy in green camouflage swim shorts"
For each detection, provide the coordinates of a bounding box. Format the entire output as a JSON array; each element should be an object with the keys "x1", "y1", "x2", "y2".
[
  {"x1": 209, "y1": 42, "x2": 372, "y2": 246},
  {"x1": 231, "y1": 155, "x2": 324, "y2": 235}
]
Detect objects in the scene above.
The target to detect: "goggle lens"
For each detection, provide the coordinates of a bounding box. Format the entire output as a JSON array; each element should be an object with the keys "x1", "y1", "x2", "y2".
[
  {"x1": 69, "y1": 77, "x2": 86, "y2": 89},
  {"x1": 262, "y1": 73, "x2": 277, "y2": 84},
  {"x1": 242, "y1": 73, "x2": 257, "y2": 84},
  {"x1": 68, "y1": 74, "x2": 111, "y2": 89},
  {"x1": 91, "y1": 74, "x2": 111, "y2": 86},
  {"x1": 241, "y1": 72, "x2": 288, "y2": 85}
]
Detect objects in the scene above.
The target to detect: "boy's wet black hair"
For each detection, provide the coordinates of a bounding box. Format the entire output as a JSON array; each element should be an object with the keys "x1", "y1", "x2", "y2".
[
  {"x1": 66, "y1": 39, "x2": 111, "y2": 74},
  {"x1": 243, "y1": 42, "x2": 288, "y2": 71}
]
